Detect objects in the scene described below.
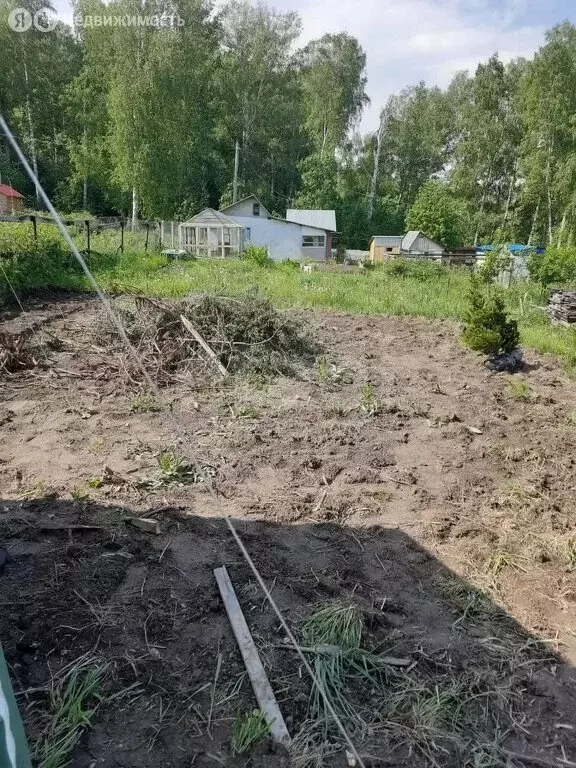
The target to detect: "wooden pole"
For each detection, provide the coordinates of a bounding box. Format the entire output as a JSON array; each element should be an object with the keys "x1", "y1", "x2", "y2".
[
  {"x1": 85, "y1": 219, "x2": 90, "y2": 258},
  {"x1": 144, "y1": 222, "x2": 149, "y2": 252},
  {"x1": 214, "y1": 566, "x2": 290, "y2": 747},
  {"x1": 233, "y1": 140, "x2": 239, "y2": 203},
  {"x1": 31, "y1": 215, "x2": 37, "y2": 241},
  {"x1": 120, "y1": 220, "x2": 124, "y2": 253}
]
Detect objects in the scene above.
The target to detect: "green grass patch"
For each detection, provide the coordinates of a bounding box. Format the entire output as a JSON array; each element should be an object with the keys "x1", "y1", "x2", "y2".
[{"x1": 3, "y1": 248, "x2": 576, "y2": 369}]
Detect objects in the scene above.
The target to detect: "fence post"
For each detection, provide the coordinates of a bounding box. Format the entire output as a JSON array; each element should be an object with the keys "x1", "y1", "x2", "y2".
[
  {"x1": 144, "y1": 222, "x2": 149, "y2": 252},
  {"x1": 159, "y1": 221, "x2": 163, "y2": 250},
  {"x1": 31, "y1": 215, "x2": 37, "y2": 241},
  {"x1": 85, "y1": 219, "x2": 90, "y2": 258},
  {"x1": 120, "y1": 220, "x2": 124, "y2": 253}
]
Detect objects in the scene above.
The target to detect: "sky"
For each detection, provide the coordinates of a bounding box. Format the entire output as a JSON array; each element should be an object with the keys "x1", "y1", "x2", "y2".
[{"x1": 51, "y1": 0, "x2": 576, "y2": 132}]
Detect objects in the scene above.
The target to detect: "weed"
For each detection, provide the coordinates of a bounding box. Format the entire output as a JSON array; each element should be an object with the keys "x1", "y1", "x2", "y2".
[
  {"x1": 34, "y1": 662, "x2": 118, "y2": 768},
  {"x1": 130, "y1": 392, "x2": 162, "y2": 413},
  {"x1": 230, "y1": 709, "x2": 270, "y2": 756},
  {"x1": 302, "y1": 603, "x2": 362, "y2": 649},
  {"x1": 86, "y1": 477, "x2": 102, "y2": 489},
  {"x1": 20, "y1": 480, "x2": 50, "y2": 500},
  {"x1": 70, "y1": 487, "x2": 89, "y2": 501},
  {"x1": 89, "y1": 438, "x2": 106, "y2": 453},
  {"x1": 360, "y1": 382, "x2": 382, "y2": 416},
  {"x1": 228, "y1": 403, "x2": 261, "y2": 420},
  {"x1": 505, "y1": 378, "x2": 530, "y2": 400},
  {"x1": 158, "y1": 449, "x2": 186, "y2": 478},
  {"x1": 566, "y1": 410, "x2": 576, "y2": 425},
  {"x1": 316, "y1": 357, "x2": 328, "y2": 385},
  {"x1": 434, "y1": 574, "x2": 499, "y2": 625},
  {"x1": 484, "y1": 551, "x2": 523, "y2": 577}
]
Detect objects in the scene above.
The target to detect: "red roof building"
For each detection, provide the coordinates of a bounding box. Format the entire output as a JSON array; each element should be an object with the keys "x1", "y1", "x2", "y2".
[{"x1": 0, "y1": 184, "x2": 24, "y2": 213}]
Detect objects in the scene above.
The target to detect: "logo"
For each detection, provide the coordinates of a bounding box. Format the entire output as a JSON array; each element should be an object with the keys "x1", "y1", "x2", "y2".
[
  {"x1": 7, "y1": 6, "x2": 57, "y2": 31},
  {"x1": 34, "y1": 7, "x2": 57, "y2": 32},
  {"x1": 8, "y1": 7, "x2": 32, "y2": 31}
]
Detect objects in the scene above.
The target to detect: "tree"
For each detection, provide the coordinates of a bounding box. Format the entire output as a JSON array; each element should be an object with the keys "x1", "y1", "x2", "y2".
[
  {"x1": 462, "y1": 276, "x2": 520, "y2": 356},
  {"x1": 406, "y1": 180, "x2": 465, "y2": 248},
  {"x1": 296, "y1": 33, "x2": 369, "y2": 159}
]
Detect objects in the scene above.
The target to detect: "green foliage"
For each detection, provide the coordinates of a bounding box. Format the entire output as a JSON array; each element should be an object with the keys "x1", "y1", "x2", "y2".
[
  {"x1": 462, "y1": 277, "x2": 520, "y2": 355},
  {"x1": 406, "y1": 180, "x2": 466, "y2": 249},
  {"x1": 528, "y1": 246, "x2": 576, "y2": 285},
  {"x1": 241, "y1": 245, "x2": 273, "y2": 268},
  {"x1": 479, "y1": 246, "x2": 512, "y2": 284},
  {"x1": 231, "y1": 710, "x2": 270, "y2": 756}
]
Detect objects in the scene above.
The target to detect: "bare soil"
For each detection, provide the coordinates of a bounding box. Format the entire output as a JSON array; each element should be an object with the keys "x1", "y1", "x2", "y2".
[{"x1": 1, "y1": 294, "x2": 576, "y2": 767}]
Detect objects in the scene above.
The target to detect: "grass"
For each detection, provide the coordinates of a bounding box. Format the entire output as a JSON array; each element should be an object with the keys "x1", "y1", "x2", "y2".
[
  {"x1": 230, "y1": 709, "x2": 271, "y2": 756},
  {"x1": 158, "y1": 449, "x2": 187, "y2": 478},
  {"x1": 4, "y1": 249, "x2": 576, "y2": 368},
  {"x1": 130, "y1": 392, "x2": 162, "y2": 413},
  {"x1": 293, "y1": 600, "x2": 523, "y2": 768},
  {"x1": 34, "y1": 660, "x2": 137, "y2": 768},
  {"x1": 505, "y1": 378, "x2": 530, "y2": 400},
  {"x1": 359, "y1": 382, "x2": 382, "y2": 416}
]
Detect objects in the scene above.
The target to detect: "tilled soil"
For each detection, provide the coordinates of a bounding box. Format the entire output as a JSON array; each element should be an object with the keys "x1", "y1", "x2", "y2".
[{"x1": 1, "y1": 295, "x2": 576, "y2": 767}]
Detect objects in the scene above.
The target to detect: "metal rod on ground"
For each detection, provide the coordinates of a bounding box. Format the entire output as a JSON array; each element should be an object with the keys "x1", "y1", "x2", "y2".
[{"x1": 214, "y1": 566, "x2": 290, "y2": 747}]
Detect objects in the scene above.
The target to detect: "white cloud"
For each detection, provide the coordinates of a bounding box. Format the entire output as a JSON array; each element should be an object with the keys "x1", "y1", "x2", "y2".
[{"x1": 285, "y1": 0, "x2": 547, "y2": 131}]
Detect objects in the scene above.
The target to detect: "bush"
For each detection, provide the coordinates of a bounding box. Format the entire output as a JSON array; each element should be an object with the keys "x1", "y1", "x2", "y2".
[
  {"x1": 461, "y1": 276, "x2": 519, "y2": 355},
  {"x1": 0, "y1": 222, "x2": 78, "y2": 300},
  {"x1": 478, "y1": 246, "x2": 511, "y2": 284},
  {"x1": 528, "y1": 246, "x2": 576, "y2": 286},
  {"x1": 241, "y1": 245, "x2": 273, "y2": 268},
  {"x1": 379, "y1": 257, "x2": 446, "y2": 280}
]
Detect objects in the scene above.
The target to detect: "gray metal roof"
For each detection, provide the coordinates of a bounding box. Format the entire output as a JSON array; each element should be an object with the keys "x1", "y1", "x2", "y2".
[
  {"x1": 286, "y1": 209, "x2": 337, "y2": 232},
  {"x1": 180, "y1": 208, "x2": 242, "y2": 228},
  {"x1": 371, "y1": 235, "x2": 403, "y2": 246},
  {"x1": 402, "y1": 230, "x2": 420, "y2": 250}
]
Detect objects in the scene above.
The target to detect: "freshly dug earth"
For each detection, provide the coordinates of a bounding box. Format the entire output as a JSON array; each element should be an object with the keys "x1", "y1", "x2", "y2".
[{"x1": 1, "y1": 295, "x2": 576, "y2": 767}]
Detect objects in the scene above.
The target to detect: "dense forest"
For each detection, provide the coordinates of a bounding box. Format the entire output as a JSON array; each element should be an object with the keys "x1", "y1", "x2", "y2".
[{"x1": 1, "y1": 0, "x2": 576, "y2": 250}]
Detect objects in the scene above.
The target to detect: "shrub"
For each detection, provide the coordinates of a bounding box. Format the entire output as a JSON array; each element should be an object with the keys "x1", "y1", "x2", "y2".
[
  {"x1": 0, "y1": 222, "x2": 77, "y2": 300},
  {"x1": 241, "y1": 245, "x2": 273, "y2": 268},
  {"x1": 461, "y1": 276, "x2": 519, "y2": 355},
  {"x1": 478, "y1": 246, "x2": 511, "y2": 284},
  {"x1": 381, "y1": 258, "x2": 409, "y2": 276},
  {"x1": 528, "y1": 246, "x2": 576, "y2": 286}
]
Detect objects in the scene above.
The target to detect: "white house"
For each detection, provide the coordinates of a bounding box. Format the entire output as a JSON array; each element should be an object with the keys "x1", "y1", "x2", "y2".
[
  {"x1": 178, "y1": 195, "x2": 336, "y2": 262},
  {"x1": 369, "y1": 231, "x2": 444, "y2": 263}
]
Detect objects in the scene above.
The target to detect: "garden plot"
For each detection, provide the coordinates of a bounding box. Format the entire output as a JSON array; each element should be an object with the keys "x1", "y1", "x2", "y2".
[{"x1": 1, "y1": 294, "x2": 576, "y2": 767}]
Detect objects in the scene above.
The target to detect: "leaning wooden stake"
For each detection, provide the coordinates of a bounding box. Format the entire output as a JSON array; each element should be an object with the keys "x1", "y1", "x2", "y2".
[
  {"x1": 180, "y1": 315, "x2": 228, "y2": 377},
  {"x1": 214, "y1": 566, "x2": 290, "y2": 747}
]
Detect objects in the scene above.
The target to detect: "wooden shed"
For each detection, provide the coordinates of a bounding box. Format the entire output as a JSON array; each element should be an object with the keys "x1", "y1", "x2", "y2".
[
  {"x1": 179, "y1": 208, "x2": 243, "y2": 258},
  {"x1": 369, "y1": 231, "x2": 444, "y2": 263}
]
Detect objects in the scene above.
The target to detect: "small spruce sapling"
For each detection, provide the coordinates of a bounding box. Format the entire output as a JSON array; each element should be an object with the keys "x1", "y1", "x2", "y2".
[{"x1": 461, "y1": 276, "x2": 520, "y2": 356}]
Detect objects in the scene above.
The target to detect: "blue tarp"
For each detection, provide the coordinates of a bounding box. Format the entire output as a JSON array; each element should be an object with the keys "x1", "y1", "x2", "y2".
[{"x1": 477, "y1": 243, "x2": 544, "y2": 254}]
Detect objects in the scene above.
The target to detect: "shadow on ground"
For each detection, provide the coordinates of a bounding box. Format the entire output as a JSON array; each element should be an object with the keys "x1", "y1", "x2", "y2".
[{"x1": 1, "y1": 498, "x2": 575, "y2": 768}]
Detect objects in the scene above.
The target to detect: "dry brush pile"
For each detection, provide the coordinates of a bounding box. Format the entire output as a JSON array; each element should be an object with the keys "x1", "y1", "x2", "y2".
[{"x1": 104, "y1": 293, "x2": 319, "y2": 386}]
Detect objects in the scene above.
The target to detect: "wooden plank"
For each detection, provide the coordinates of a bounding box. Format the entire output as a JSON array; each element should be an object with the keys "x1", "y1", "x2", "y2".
[
  {"x1": 214, "y1": 566, "x2": 290, "y2": 747},
  {"x1": 180, "y1": 315, "x2": 228, "y2": 377}
]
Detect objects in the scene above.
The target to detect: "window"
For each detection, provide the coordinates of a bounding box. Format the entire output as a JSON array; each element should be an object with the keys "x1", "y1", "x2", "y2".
[
  {"x1": 245, "y1": 227, "x2": 251, "y2": 240},
  {"x1": 253, "y1": 202, "x2": 260, "y2": 216},
  {"x1": 302, "y1": 235, "x2": 326, "y2": 248},
  {"x1": 386, "y1": 247, "x2": 393, "y2": 252},
  {"x1": 223, "y1": 228, "x2": 231, "y2": 246}
]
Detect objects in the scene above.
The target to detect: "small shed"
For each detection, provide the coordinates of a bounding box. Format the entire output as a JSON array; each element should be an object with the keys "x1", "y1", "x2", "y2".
[
  {"x1": 179, "y1": 208, "x2": 243, "y2": 258},
  {"x1": 0, "y1": 184, "x2": 24, "y2": 214},
  {"x1": 369, "y1": 231, "x2": 444, "y2": 262}
]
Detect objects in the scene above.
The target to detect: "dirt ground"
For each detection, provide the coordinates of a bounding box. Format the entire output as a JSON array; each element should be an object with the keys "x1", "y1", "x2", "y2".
[{"x1": 1, "y1": 294, "x2": 576, "y2": 767}]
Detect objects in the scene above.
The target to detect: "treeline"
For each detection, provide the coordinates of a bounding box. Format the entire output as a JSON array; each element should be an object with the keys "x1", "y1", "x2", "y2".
[{"x1": 1, "y1": 0, "x2": 576, "y2": 250}]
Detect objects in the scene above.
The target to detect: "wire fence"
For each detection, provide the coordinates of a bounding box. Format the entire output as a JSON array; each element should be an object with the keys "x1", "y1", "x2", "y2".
[{"x1": 0, "y1": 215, "x2": 182, "y2": 257}]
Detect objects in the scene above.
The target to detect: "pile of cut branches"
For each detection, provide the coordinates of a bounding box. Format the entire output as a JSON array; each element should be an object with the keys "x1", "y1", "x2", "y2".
[
  {"x1": 105, "y1": 293, "x2": 318, "y2": 385},
  {"x1": 0, "y1": 330, "x2": 37, "y2": 374}
]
